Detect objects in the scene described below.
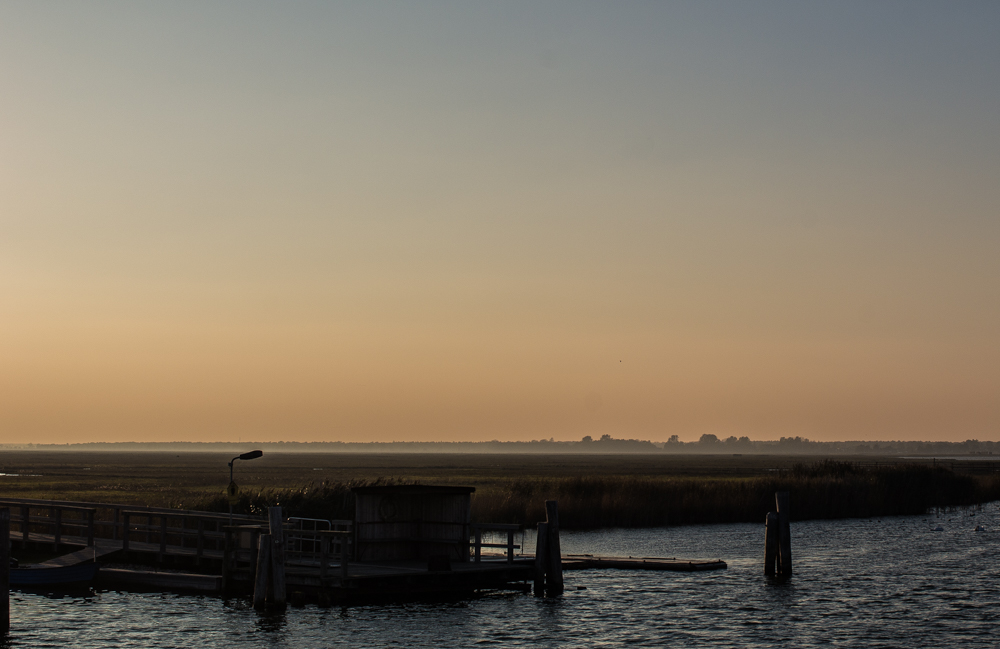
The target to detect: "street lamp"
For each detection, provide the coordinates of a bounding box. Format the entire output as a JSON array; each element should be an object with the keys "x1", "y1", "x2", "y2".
[{"x1": 228, "y1": 450, "x2": 263, "y2": 522}]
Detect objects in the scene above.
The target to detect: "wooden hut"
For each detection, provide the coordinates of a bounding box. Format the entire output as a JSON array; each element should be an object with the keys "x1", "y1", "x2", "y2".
[{"x1": 352, "y1": 485, "x2": 474, "y2": 563}]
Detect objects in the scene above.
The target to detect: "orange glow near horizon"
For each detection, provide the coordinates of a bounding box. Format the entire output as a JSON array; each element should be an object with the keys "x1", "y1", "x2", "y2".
[{"x1": 2, "y1": 4, "x2": 999, "y2": 444}]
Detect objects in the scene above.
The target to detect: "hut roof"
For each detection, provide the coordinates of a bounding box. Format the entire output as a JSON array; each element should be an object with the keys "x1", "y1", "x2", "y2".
[{"x1": 351, "y1": 484, "x2": 475, "y2": 495}]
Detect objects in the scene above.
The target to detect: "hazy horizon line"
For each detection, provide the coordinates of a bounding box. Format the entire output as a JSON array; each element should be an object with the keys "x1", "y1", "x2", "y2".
[{"x1": 3, "y1": 437, "x2": 997, "y2": 451}]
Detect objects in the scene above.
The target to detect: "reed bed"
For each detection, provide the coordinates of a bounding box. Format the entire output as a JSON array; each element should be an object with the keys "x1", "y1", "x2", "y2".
[
  {"x1": 471, "y1": 462, "x2": 1000, "y2": 529},
  {"x1": 192, "y1": 462, "x2": 1000, "y2": 530}
]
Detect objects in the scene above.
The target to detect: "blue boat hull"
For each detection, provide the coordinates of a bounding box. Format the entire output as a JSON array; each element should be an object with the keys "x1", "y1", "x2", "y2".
[{"x1": 10, "y1": 562, "x2": 100, "y2": 586}]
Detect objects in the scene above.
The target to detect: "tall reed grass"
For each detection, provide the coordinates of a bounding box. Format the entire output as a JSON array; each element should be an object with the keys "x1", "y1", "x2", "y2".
[{"x1": 193, "y1": 462, "x2": 1000, "y2": 530}]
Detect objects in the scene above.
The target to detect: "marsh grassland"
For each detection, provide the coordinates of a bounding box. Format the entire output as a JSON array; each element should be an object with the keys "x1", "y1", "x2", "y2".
[{"x1": 0, "y1": 451, "x2": 996, "y2": 530}]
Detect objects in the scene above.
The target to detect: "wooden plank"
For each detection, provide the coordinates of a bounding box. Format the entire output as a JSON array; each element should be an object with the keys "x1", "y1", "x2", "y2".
[
  {"x1": 561, "y1": 555, "x2": 727, "y2": 572},
  {"x1": 38, "y1": 543, "x2": 118, "y2": 567},
  {"x1": 471, "y1": 523, "x2": 522, "y2": 531},
  {"x1": 0, "y1": 497, "x2": 260, "y2": 523},
  {"x1": 98, "y1": 569, "x2": 222, "y2": 593}
]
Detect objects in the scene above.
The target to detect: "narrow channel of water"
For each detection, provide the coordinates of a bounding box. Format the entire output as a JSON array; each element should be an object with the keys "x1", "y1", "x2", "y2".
[{"x1": 10, "y1": 502, "x2": 999, "y2": 647}]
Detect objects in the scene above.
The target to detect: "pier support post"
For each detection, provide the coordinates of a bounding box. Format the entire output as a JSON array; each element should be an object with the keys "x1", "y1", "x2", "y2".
[
  {"x1": 1, "y1": 508, "x2": 9, "y2": 636},
  {"x1": 545, "y1": 500, "x2": 564, "y2": 596},
  {"x1": 53, "y1": 507, "x2": 62, "y2": 553},
  {"x1": 221, "y1": 527, "x2": 232, "y2": 595},
  {"x1": 196, "y1": 519, "x2": 204, "y2": 566},
  {"x1": 533, "y1": 522, "x2": 548, "y2": 597},
  {"x1": 340, "y1": 538, "x2": 349, "y2": 583},
  {"x1": 764, "y1": 512, "x2": 778, "y2": 576},
  {"x1": 159, "y1": 515, "x2": 167, "y2": 563},
  {"x1": 122, "y1": 513, "x2": 131, "y2": 553},
  {"x1": 268, "y1": 507, "x2": 286, "y2": 608},
  {"x1": 20, "y1": 506, "x2": 29, "y2": 544},
  {"x1": 253, "y1": 533, "x2": 271, "y2": 611},
  {"x1": 319, "y1": 534, "x2": 329, "y2": 582}
]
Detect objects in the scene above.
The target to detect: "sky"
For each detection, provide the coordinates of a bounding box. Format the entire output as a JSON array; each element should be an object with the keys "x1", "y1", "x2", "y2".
[{"x1": 2, "y1": 1, "x2": 999, "y2": 444}]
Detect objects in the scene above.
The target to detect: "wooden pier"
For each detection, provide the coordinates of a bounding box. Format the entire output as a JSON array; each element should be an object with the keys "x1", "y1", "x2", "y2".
[{"x1": 0, "y1": 493, "x2": 726, "y2": 602}]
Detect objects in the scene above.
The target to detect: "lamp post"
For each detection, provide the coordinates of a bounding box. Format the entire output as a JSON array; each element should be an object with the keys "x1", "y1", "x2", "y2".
[{"x1": 228, "y1": 450, "x2": 263, "y2": 523}]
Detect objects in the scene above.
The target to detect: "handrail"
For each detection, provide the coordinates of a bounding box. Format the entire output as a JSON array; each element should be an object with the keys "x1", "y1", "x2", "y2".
[
  {"x1": 471, "y1": 524, "x2": 522, "y2": 564},
  {"x1": 0, "y1": 497, "x2": 262, "y2": 521}
]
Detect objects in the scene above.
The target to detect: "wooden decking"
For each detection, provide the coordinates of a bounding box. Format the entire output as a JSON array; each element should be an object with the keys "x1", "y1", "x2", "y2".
[
  {"x1": 562, "y1": 554, "x2": 727, "y2": 571},
  {"x1": 2, "y1": 497, "x2": 727, "y2": 600},
  {"x1": 11, "y1": 529, "x2": 225, "y2": 564}
]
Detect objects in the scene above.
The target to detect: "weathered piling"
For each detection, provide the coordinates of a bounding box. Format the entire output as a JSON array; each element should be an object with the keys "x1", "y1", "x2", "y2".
[
  {"x1": 764, "y1": 512, "x2": 778, "y2": 576},
  {"x1": 339, "y1": 533, "x2": 349, "y2": 582},
  {"x1": 221, "y1": 526, "x2": 232, "y2": 594},
  {"x1": 775, "y1": 492, "x2": 792, "y2": 576},
  {"x1": 268, "y1": 507, "x2": 286, "y2": 608},
  {"x1": 253, "y1": 534, "x2": 271, "y2": 611},
  {"x1": 533, "y1": 521, "x2": 548, "y2": 596},
  {"x1": 1, "y1": 508, "x2": 9, "y2": 636},
  {"x1": 545, "y1": 500, "x2": 564, "y2": 596},
  {"x1": 319, "y1": 534, "x2": 329, "y2": 582}
]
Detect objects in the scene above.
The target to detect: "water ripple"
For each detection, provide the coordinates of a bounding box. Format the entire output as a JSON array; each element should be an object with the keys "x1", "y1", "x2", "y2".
[{"x1": 8, "y1": 502, "x2": 1000, "y2": 647}]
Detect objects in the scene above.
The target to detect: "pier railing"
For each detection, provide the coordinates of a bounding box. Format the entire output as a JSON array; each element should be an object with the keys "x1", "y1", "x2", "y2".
[
  {"x1": 2, "y1": 496, "x2": 529, "y2": 575},
  {"x1": 221, "y1": 522, "x2": 354, "y2": 588},
  {"x1": 0, "y1": 497, "x2": 262, "y2": 559},
  {"x1": 285, "y1": 517, "x2": 353, "y2": 563},
  {"x1": 471, "y1": 523, "x2": 522, "y2": 563}
]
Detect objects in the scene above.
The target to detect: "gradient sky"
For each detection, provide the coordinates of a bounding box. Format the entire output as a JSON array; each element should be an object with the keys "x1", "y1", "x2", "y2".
[{"x1": 2, "y1": 2, "x2": 999, "y2": 443}]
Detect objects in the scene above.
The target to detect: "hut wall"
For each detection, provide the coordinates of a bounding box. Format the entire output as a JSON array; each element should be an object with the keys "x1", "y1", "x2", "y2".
[{"x1": 355, "y1": 490, "x2": 472, "y2": 562}]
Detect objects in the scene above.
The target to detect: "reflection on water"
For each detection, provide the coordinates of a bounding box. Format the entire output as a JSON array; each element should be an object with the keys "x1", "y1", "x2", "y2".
[{"x1": 10, "y1": 502, "x2": 1000, "y2": 647}]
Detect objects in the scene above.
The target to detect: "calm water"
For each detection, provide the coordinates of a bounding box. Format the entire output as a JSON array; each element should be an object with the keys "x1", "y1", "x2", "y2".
[{"x1": 11, "y1": 503, "x2": 999, "y2": 648}]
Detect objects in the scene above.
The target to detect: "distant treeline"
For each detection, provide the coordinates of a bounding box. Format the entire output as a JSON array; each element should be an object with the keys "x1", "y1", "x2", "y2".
[
  {"x1": 6, "y1": 436, "x2": 1000, "y2": 455},
  {"x1": 197, "y1": 462, "x2": 1000, "y2": 530}
]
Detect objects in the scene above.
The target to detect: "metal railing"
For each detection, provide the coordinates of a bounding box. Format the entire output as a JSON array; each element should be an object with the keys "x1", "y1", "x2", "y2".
[
  {"x1": 0, "y1": 497, "x2": 262, "y2": 561},
  {"x1": 286, "y1": 518, "x2": 353, "y2": 564},
  {"x1": 471, "y1": 523, "x2": 522, "y2": 563}
]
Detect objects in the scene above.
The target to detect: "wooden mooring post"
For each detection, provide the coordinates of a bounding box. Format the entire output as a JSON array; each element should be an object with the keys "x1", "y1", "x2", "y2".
[
  {"x1": 253, "y1": 533, "x2": 271, "y2": 611},
  {"x1": 776, "y1": 491, "x2": 792, "y2": 576},
  {"x1": 267, "y1": 507, "x2": 286, "y2": 609},
  {"x1": 1, "y1": 508, "x2": 9, "y2": 636},
  {"x1": 221, "y1": 526, "x2": 233, "y2": 595},
  {"x1": 533, "y1": 522, "x2": 548, "y2": 596},
  {"x1": 764, "y1": 512, "x2": 778, "y2": 576},
  {"x1": 764, "y1": 491, "x2": 792, "y2": 577},
  {"x1": 544, "y1": 500, "x2": 564, "y2": 596}
]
